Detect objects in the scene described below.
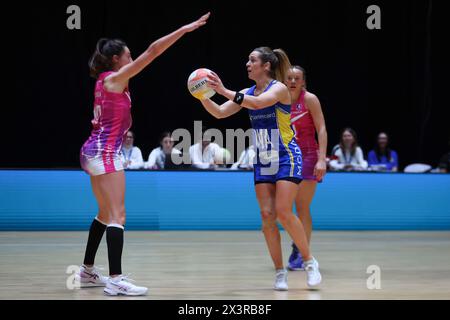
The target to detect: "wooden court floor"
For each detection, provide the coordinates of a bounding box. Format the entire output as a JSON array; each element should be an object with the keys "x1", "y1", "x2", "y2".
[{"x1": 0, "y1": 231, "x2": 449, "y2": 300}]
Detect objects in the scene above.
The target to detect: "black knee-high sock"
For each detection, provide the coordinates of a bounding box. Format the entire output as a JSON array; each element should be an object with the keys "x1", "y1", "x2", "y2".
[
  {"x1": 83, "y1": 218, "x2": 107, "y2": 266},
  {"x1": 106, "y1": 224, "x2": 124, "y2": 276}
]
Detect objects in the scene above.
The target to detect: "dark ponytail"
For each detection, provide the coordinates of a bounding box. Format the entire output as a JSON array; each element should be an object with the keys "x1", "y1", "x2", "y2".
[
  {"x1": 254, "y1": 47, "x2": 292, "y2": 82},
  {"x1": 89, "y1": 38, "x2": 127, "y2": 79}
]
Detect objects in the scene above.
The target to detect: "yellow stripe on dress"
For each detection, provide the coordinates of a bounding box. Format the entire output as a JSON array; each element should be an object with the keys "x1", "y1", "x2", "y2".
[{"x1": 275, "y1": 107, "x2": 295, "y2": 176}]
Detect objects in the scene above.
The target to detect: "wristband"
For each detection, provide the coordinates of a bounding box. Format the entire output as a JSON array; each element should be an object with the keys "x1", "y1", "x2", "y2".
[{"x1": 233, "y1": 92, "x2": 245, "y2": 105}]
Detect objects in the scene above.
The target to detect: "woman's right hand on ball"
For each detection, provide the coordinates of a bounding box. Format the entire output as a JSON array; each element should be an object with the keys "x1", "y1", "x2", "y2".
[{"x1": 206, "y1": 72, "x2": 227, "y2": 95}]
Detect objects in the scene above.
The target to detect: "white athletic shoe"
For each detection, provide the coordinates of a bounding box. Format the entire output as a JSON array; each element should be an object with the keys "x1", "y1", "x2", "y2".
[
  {"x1": 304, "y1": 257, "x2": 322, "y2": 288},
  {"x1": 104, "y1": 275, "x2": 148, "y2": 296},
  {"x1": 75, "y1": 265, "x2": 108, "y2": 288},
  {"x1": 274, "y1": 269, "x2": 288, "y2": 291}
]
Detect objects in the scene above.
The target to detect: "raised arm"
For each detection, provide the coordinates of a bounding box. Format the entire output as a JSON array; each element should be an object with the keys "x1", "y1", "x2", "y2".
[{"x1": 110, "y1": 12, "x2": 210, "y2": 84}]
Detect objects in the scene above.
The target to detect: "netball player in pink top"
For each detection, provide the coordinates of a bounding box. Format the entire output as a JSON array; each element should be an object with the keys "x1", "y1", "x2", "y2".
[
  {"x1": 285, "y1": 66, "x2": 328, "y2": 271},
  {"x1": 76, "y1": 12, "x2": 210, "y2": 296}
]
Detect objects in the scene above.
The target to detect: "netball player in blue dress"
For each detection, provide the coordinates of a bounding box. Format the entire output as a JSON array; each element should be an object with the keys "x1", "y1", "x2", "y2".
[{"x1": 198, "y1": 47, "x2": 322, "y2": 290}]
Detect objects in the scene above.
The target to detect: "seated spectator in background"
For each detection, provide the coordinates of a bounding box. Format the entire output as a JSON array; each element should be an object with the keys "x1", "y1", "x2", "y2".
[
  {"x1": 145, "y1": 132, "x2": 181, "y2": 170},
  {"x1": 231, "y1": 145, "x2": 256, "y2": 170},
  {"x1": 438, "y1": 139, "x2": 450, "y2": 173},
  {"x1": 189, "y1": 129, "x2": 222, "y2": 169},
  {"x1": 214, "y1": 147, "x2": 232, "y2": 169},
  {"x1": 331, "y1": 144, "x2": 340, "y2": 155},
  {"x1": 438, "y1": 153, "x2": 450, "y2": 173},
  {"x1": 368, "y1": 132, "x2": 399, "y2": 172},
  {"x1": 329, "y1": 127, "x2": 368, "y2": 171},
  {"x1": 121, "y1": 130, "x2": 144, "y2": 170}
]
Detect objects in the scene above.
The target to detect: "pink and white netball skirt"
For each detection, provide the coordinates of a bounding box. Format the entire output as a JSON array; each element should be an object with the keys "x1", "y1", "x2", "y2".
[{"x1": 80, "y1": 149, "x2": 124, "y2": 176}]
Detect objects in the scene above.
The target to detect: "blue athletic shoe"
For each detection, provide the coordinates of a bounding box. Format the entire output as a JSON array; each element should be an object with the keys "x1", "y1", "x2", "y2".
[{"x1": 287, "y1": 244, "x2": 304, "y2": 271}]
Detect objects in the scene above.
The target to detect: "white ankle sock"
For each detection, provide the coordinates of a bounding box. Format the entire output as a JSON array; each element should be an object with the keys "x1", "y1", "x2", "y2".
[{"x1": 110, "y1": 275, "x2": 123, "y2": 283}]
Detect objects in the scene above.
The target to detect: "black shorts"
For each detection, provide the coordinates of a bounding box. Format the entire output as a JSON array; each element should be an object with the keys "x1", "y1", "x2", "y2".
[{"x1": 254, "y1": 177, "x2": 302, "y2": 185}]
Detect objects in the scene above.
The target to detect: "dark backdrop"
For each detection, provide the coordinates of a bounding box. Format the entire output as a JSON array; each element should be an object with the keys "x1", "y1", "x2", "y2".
[{"x1": 6, "y1": 0, "x2": 449, "y2": 169}]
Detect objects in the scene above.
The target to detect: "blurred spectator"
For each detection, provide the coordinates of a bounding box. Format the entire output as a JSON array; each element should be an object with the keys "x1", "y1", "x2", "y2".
[
  {"x1": 120, "y1": 130, "x2": 144, "y2": 170},
  {"x1": 145, "y1": 131, "x2": 181, "y2": 170},
  {"x1": 189, "y1": 129, "x2": 221, "y2": 169},
  {"x1": 331, "y1": 144, "x2": 340, "y2": 155},
  {"x1": 438, "y1": 153, "x2": 450, "y2": 173},
  {"x1": 214, "y1": 148, "x2": 232, "y2": 168},
  {"x1": 231, "y1": 145, "x2": 256, "y2": 170},
  {"x1": 368, "y1": 132, "x2": 399, "y2": 172},
  {"x1": 329, "y1": 127, "x2": 368, "y2": 171},
  {"x1": 438, "y1": 139, "x2": 450, "y2": 173}
]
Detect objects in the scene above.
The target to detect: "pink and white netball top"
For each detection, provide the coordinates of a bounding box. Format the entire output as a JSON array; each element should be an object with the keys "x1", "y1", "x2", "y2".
[
  {"x1": 290, "y1": 90, "x2": 318, "y2": 151},
  {"x1": 81, "y1": 71, "x2": 132, "y2": 173}
]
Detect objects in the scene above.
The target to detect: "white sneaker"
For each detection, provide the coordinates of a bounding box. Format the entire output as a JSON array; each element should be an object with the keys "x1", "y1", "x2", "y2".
[
  {"x1": 274, "y1": 269, "x2": 288, "y2": 291},
  {"x1": 75, "y1": 265, "x2": 108, "y2": 288},
  {"x1": 304, "y1": 257, "x2": 322, "y2": 288},
  {"x1": 104, "y1": 275, "x2": 148, "y2": 296}
]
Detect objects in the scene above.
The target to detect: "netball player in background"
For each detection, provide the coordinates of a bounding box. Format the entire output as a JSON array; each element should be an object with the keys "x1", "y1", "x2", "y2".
[
  {"x1": 285, "y1": 66, "x2": 327, "y2": 271},
  {"x1": 198, "y1": 47, "x2": 322, "y2": 290},
  {"x1": 77, "y1": 12, "x2": 210, "y2": 296}
]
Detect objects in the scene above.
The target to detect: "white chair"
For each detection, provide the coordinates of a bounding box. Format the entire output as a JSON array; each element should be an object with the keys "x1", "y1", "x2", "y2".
[{"x1": 403, "y1": 163, "x2": 432, "y2": 173}]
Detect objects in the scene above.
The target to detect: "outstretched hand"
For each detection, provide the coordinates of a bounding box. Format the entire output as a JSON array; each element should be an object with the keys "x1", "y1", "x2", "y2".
[{"x1": 183, "y1": 12, "x2": 211, "y2": 33}]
